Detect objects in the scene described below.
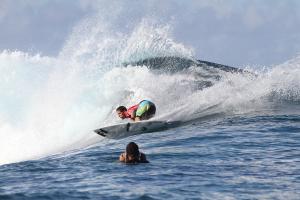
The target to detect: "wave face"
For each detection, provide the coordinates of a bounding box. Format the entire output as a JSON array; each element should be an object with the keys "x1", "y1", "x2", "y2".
[{"x1": 1, "y1": 18, "x2": 300, "y2": 165}]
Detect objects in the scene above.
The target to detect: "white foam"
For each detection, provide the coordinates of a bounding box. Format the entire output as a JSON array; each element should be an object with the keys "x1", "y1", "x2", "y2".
[
  {"x1": 0, "y1": 18, "x2": 195, "y2": 165},
  {"x1": 1, "y1": 17, "x2": 299, "y2": 165}
]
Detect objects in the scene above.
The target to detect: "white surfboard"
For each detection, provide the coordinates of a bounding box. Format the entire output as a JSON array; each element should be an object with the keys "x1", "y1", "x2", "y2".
[{"x1": 94, "y1": 120, "x2": 179, "y2": 139}]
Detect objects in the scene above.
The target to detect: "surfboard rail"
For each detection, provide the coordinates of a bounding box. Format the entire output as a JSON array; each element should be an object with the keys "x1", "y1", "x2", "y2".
[{"x1": 94, "y1": 120, "x2": 180, "y2": 139}]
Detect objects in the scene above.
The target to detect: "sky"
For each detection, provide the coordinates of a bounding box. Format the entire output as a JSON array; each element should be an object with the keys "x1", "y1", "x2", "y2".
[{"x1": 0, "y1": 0, "x2": 300, "y2": 67}]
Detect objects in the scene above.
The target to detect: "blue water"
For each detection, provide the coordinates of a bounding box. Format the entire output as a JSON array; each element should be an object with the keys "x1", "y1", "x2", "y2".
[
  {"x1": 1, "y1": 110, "x2": 300, "y2": 199},
  {"x1": 1, "y1": 12, "x2": 300, "y2": 199}
]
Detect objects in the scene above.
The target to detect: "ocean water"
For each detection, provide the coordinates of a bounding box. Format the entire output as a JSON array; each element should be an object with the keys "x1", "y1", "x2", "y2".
[
  {"x1": 1, "y1": 113, "x2": 300, "y2": 199},
  {"x1": 1, "y1": 17, "x2": 300, "y2": 199}
]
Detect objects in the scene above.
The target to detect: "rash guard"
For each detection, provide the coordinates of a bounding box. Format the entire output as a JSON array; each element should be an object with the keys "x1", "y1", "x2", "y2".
[
  {"x1": 125, "y1": 100, "x2": 156, "y2": 120},
  {"x1": 126, "y1": 104, "x2": 139, "y2": 119}
]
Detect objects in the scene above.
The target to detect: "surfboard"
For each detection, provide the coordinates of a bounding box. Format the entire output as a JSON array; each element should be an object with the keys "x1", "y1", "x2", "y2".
[{"x1": 94, "y1": 120, "x2": 179, "y2": 139}]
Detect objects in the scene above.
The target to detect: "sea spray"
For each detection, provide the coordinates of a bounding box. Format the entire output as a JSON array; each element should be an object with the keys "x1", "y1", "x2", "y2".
[
  {"x1": 0, "y1": 19, "x2": 195, "y2": 165},
  {"x1": 1, "y1": 17, "x2": 300, "y2": 165}
]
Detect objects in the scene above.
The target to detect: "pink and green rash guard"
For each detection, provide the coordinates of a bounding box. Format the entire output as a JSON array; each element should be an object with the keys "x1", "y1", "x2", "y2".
[{"x1": 126, "y1": 100, "x2": 155, "y2": 119}]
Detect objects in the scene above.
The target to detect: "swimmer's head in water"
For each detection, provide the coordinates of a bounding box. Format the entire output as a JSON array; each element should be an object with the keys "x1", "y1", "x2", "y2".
[{"x1": 126, "y1": 142, "x2": 140, "y2": 162}]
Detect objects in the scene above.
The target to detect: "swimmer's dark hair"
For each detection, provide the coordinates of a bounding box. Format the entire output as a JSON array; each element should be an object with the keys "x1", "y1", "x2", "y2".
[
  {"x1": 126, "y1": 142, "x2": 139, "y2": 158},
  {"x1": 116, "y1": 106, "x2": 127, "y2": 112},
  {"x1": 125, "y1": 142, "x2": 149, "y2": 164}
]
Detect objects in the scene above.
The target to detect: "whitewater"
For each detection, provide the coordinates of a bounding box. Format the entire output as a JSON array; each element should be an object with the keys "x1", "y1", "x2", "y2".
[{"x1": 0, "y1": 17, "x2": 300, "y2": 199}]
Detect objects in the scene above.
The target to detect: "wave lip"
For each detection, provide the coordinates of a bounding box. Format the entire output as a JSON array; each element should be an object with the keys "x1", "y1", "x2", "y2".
[{"x1": 124, "y1": 56, "x2": 247, "y2": 73}]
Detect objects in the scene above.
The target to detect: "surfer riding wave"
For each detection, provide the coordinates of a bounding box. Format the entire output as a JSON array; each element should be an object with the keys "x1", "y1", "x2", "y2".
[{"x1": 116, "y1": 100, "x2": 156, "y2": 122}]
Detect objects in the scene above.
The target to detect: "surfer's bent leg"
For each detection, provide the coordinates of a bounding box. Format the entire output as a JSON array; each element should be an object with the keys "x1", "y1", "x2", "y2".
[{"x1": 136, "y1": 100, "x2": 156, "y2": 120}]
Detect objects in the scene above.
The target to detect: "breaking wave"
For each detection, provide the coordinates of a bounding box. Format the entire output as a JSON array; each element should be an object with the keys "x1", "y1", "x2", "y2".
[{"x1": 0, "y1": 17, "x2": 299, "y2": 165}]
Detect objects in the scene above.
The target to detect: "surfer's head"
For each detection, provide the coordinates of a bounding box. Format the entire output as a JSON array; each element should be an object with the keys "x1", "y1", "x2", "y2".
[
  {"x1": 125, "y1": 142, "x2": 140, "y2": 163},
  {"x1": 116, "y1": 106, "x2": 127, "y2": 119}
]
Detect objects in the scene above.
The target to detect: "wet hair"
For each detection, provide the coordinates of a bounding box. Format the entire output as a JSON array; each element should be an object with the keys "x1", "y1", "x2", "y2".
[
  {"x1": 116, "y1": 106, "x2": 127, "y2": 112},
  {"x1": 125, "y1": 142, "x2": 140, "y2": 163},
  {"x1": 126, "y1": 142, "x2": 139, "y2": 157}
]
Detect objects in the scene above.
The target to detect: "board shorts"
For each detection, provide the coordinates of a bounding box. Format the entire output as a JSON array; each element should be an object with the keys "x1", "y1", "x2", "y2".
[{"x1": 135, "y1": 100, "x2": 156, "y2": 120}]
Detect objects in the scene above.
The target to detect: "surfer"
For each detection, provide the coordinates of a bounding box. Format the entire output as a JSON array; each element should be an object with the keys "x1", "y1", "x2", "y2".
[
  {"x1": 119, "y1": 142, "x2": 149, "y2": 163},
  {"x1": 116, "y1": 100, "x2": 156, "y2": 122}
]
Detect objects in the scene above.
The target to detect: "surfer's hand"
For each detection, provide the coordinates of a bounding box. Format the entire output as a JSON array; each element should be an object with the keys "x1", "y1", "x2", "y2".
[{"x1": 134, "y1": 117, "x2": 141, "y2": 122}]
